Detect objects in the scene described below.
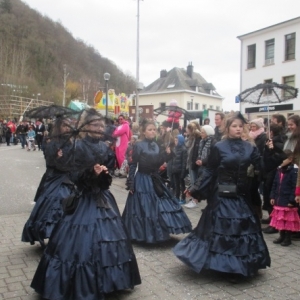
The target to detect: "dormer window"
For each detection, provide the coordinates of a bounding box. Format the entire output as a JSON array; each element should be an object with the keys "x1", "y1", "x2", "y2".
[{"x1": 167, "y1": 83, "x2": 175, "y2": 89}]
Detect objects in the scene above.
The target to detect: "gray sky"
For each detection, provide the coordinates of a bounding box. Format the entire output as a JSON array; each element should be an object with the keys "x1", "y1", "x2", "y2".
[{"x1": 22, "y1": 0, "x2": 300, "y2": 110}]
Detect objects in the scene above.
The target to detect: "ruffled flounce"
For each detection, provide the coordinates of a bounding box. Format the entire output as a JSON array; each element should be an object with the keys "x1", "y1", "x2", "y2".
[
  {"x1": 31, "y1": 190, "x2": 141, "y2": 299},
  {"x1": 173, "y1": 232, "x2": 269, "y2": 276},
  {"x1": 122, "y1": 172, "x2": 192, "y2": 243},
  {"x1": 270, "y1": 206, "x2": 300, "y2": 231},
  {"x1": 22, "y1": 173, "x2": 71, "y2": 245},
  {"x1": 173, "y1": 196, "x2": 270, "y2": 276}
]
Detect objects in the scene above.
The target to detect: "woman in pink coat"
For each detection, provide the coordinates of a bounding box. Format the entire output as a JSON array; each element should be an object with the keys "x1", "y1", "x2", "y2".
[{"x1": 113, "y1": 115, "x2": 131, "y2": 176}]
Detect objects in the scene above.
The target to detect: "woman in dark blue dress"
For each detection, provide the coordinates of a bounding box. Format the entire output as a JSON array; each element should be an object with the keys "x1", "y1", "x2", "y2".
[
  {"x1": 31, "y1": 109, "x2": 141, "y2": 300},
  {"x1": 173, "y1": 112, "x2": 271, "y2": 278},
  {"x1": 122, "y1": 120, "x2": 192, "y2": 243},
  {"x1": 22, "y1": 117, "x2": 74, "y2": 248}
]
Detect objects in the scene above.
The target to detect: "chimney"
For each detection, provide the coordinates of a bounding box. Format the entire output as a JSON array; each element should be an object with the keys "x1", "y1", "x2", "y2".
[
  {"x1": 187, "y1": 62, "x2": 193, "y2": 78},
  {"x1": 160, "y1": 69, "x2": 167, "y2": 78}
]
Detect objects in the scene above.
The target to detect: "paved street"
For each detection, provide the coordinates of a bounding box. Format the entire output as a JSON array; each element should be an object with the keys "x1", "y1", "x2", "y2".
[{"x1": 0, "y1": 143, "x2": 299, "y2": 300}]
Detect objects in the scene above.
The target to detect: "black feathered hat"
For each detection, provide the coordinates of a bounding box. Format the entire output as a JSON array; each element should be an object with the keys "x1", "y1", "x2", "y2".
[{"x1": 232, "y1": 111, "x2": 248, "y2": 124}]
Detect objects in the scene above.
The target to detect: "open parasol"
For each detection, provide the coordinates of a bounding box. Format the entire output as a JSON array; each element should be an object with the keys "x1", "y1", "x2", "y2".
[
  {"x1": 24, "y1": 105, "x2": 78, "y2": 119},
  {"x1": 48, "y1": 108, "x2": 116, "y2": 173},
  {"x1": 237, "y1": 82, "x2": 298, "y2": 135},
  {"x1": 154, "y1": 106, "x2": 194, "y2": 119}
]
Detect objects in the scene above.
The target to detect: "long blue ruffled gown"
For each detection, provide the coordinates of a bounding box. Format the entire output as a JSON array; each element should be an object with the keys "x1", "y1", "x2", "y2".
[
  {"x1": 31, "y1": 136, "x2": 141, "y2": 300},
  {"x1": 22, "y1": 139, "x2": 73, "y2": 247},
  {"x1": 122, "y1": 138, "x2": 192, "y2": 243},
  {"x1": 173, "y1": 138, "x2": 271, "y2": 277}
]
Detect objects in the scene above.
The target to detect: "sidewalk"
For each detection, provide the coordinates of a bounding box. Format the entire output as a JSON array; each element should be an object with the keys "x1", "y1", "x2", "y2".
[{"x1": 0, "y1": 177, "x2": 300, "y2": 299}]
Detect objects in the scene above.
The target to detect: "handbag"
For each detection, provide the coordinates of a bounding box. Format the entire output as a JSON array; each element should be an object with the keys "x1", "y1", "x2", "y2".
[{"x1": 218, "y1": 184, "x2": 237, "y2": 198}]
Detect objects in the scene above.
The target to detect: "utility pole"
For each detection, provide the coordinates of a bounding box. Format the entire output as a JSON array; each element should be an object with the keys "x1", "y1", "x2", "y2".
[
  {"x1": 135, "y1": 0, "x2": 143, "y2": 123},
  {"x1": 63, "y1": 64, "x2": 69, "y2": 107}
]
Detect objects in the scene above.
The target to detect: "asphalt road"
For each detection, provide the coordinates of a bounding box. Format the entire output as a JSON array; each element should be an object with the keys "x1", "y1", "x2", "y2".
[
  {"x1": 0, "y1": 144, "x2": 46, "y2": 215},
  {"x1": 1, "y1": 142, "x2": 300, "y2": 300},
  {"x1": 0, "y1": 142, "x2": 128, "y2": 216}
]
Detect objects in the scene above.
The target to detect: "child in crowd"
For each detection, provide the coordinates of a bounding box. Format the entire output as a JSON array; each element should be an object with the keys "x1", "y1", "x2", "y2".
[
  {"x1": 270, "y1": 149, "x2": 299, "y2": 246},
  {"x1": 27, "y1": 126, "x2": 36, "y2": 151},
  {"x1": 165, "y1": 99, "x2": 182, "y2": 130},
  {"x1": 171, "y1": 135, "x2": 187, "y2": 204}
]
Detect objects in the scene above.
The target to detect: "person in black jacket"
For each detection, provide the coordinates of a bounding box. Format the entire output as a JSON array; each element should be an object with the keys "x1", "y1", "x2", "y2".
[
  {"x1": 249, "y1": 118, "x2": 267, "y2": 219},
  {"x1": 262, "y1": 124, "x2": 287, "y2": 232},
  {"x1": 35, "y1": 119, "x2": 45, "y2": 151},
  {"x1": 214, "y1": 112, "x2": 225, "y2": 142},
  {"x1": 16, "y1": 121, "x2": 28, "y2": 149},
  {"x1": 171, "y1": 134, "x2": 188, "y2": 204},
  {"x1": 5, "y1": 124, "x2": 12, "y2": 146}
]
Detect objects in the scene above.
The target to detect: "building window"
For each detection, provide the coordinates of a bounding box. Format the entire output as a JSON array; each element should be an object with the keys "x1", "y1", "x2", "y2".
[
  {"x1": 187, "y1": 102, "x2": 192, "y2": 110},
  {"x1": 216, "y1": 106, "x2": 220, "y2": 111},
  {"x1": 195, "y1": 103, "x2": 199, "y2": 110},
  {"x1": 209, "y1": 105, "x2": 213, "y2": 109},
  {"x1": 265, "y1": 39, "x2": 274, "y2": 65},
  {"x1": 202, "y1": 104, "x2": 207, "y2": 110},
  {"x1": 132, "y1": 98, "x2": 136, "y2": 106},
  {"x1": 283, "y1": 75, "x2": 295, "y2": 98},
  {"x1": 283, "y1": 75, "x2": 295, "y2": 86},
  {"x1": 285, "y1": 33, "x2": 296, "y2": 61},
  {"x1": 264, "y1": 79, "x2": 273, "y2": 95},
  {"x1": 247, "y1": 44, "x2": 256, "y2": 69}
]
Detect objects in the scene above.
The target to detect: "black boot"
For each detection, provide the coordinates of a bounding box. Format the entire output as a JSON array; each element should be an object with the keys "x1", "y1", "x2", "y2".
[
  {"x1": 273, "y1": 230, "x2": 285, "y2": 244},
  {"x1": 281, "y1": 231, "x2": 292, "y2": 246},
  {"x1": 263, "y1": 226, "x2": 278, "y2": 234}
]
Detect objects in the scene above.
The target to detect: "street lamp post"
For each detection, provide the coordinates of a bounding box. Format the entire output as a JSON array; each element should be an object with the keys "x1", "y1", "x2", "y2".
[
  {"x1": 135, "y1": 0, "x2": 143, "y2": 123},
  {"x1": 103, "y1": 73, "x2": 110, "y2": 117},
  {"x1": 63, "y1": 64, "x2": 69, "y2": 107}
]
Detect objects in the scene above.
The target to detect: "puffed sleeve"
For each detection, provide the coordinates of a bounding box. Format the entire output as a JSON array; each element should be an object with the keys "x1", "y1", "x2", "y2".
[
  {"x1": 45, "y1": 140, "x2": 74, "y2": 171},
  {"x1": 79, "y1": 168, "x2": 112, "y2": 190},
  {"x1": 44, "y1": 140, "x2": 59, "y2": 166}
]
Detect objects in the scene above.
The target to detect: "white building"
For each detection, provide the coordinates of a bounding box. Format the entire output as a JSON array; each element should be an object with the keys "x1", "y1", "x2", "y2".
[
  {"x1": 237, "y1": 16, "x2": 300, "y2": 120},
  {"x1": 137, "y1": 62, "x2": 223, "y2": 124}
]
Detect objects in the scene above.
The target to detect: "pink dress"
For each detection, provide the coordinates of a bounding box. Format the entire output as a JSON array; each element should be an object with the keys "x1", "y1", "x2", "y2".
[
  {"x1": 112, "y1": 121, "x2": 131, "y2": 168},
  {"x1": 270, "y1": 165, "x2": 300, "y2": 232}
]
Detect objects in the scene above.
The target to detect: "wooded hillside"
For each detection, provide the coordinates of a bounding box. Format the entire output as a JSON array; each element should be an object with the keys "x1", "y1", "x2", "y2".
[{"x1": 0, "y1": 0, "x2": 136, "y2": 106}]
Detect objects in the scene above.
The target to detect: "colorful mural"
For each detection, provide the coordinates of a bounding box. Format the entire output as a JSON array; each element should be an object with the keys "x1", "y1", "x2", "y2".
[{"x1": 94, "y1": 90, "x2": 131, "y2": 116}]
